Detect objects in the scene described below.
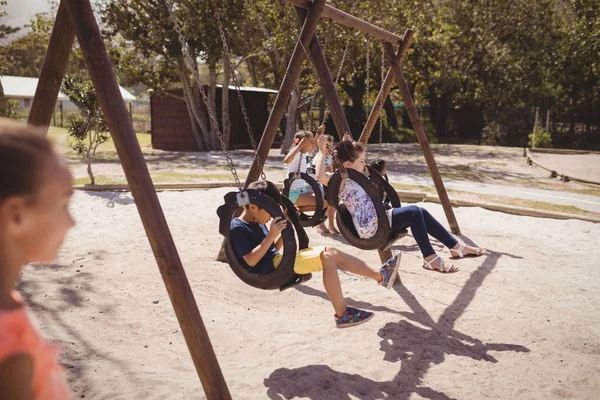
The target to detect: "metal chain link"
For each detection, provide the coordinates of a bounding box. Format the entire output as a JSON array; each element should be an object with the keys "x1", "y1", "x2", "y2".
[
  {"x1": 163, "y1": 0, "x2": 248, "y2": 188},
  {"x1": 209, "y1": 0, "x2": 267, "y2": 181},
  {"x1": 379, "y1": 41, "x2": 385, "y2": 156},
  {"x1": 365, "y1": 35, "x2": 370, "y2": 117},
  {"x1": 322, "y1": 35, "x2": 351, "y2": 125}
]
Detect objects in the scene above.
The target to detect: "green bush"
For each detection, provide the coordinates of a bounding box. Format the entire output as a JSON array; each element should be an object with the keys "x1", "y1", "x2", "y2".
[
  {"x1": 529, "y1": 129, "x2": 553, "y2": 148},
  {"x1": 0, "y1": 99, "x2": 18, "y2": 118}
]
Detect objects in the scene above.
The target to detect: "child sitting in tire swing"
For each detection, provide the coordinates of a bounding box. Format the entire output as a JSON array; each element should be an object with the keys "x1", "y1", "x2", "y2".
[
  {"x1": 282, "y1": 129, "x2": 330, "y2": 234},
  {"x1": 230, "y1": 180, "x2": 401, "y2": 328}
]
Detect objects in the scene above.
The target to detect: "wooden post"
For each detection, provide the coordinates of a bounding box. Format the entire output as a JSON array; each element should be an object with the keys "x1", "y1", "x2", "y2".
[
  {"x1": 545, "y1": 109, "x2": 551, "y2": 132},
  {"x1": 383, "y1": 42, "x2": 460, "y2": 234},
  {"x1": 244, "y1": 0, "x2": 327, "y2": 188},
  {"x1": 359, "y1": 30, "x2": 414, "y2": 144},
  {"x1": 283, "y1": 0, "x2": 402, "y2": 44},
  {"x1": 28, "y1": 0, "x2": 75, "y2": 134},
  {"x1": 294, "y1": 6, "x2": 351, "y2": 140},
  {"x1": 63, "y1": 1, "x2": 231, "y2": 398}
]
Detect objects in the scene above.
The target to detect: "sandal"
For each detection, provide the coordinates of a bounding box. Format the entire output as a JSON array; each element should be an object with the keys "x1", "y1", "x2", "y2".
[
  {"x1": 423, "y1": 255, "x2": 458, "y2": 273},
  {"x1": 449, "y1": 243, "x2": 486, "y2": 259}
]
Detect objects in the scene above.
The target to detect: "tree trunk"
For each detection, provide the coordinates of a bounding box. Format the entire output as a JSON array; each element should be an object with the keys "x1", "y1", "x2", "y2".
[
  {"x1": 281, "y1": 77, "x2": 300, "y2": 154},
  {"x1": 176, "y1": 55, "x2": 209, "y2": 151},
  {"x1": 545, "y1": 109, "x2": 551, "y2": 131},
  {"x1": 222, "y1": 51, "x2": 232, "y2": 149},
  {"x1": 246, "y1": 58, "x2": 259, "y2": 87},
  {"x1": 208, "y1": 62, "x2": 219, "y2": 151},
  {"x1": 383, "y1": 95, "x2": 398, "y2": 129},
  {"x1": 268, "y1": 52, "x2": 282, "y2": 87}
]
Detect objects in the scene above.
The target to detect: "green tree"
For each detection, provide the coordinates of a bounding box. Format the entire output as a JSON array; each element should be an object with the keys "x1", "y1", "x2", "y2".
[{"x1": 62, "y1": 75, "x2": 110, "y2": 185}]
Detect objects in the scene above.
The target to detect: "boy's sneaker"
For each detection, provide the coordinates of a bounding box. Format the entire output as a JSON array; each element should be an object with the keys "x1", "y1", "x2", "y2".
[
  {"x1": 335, "y1": 307, "x2": 374, "y2": 328},
  {"x1": 379, "y1": 253, "x2": 401, "y2": 289}
]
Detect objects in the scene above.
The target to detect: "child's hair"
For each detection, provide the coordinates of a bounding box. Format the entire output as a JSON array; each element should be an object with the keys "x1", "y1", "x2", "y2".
[
  {"x1": 333, "y1": 140, "x2": 365, "y2": 164},
  {"x1": 326, "y1": 135, "x2": 334, "y2": 144},
  {"x1": 247, "y1": 180, "x2": 282, "y2": 205},
  {"x1": 0, "y1": 118, "x2": 54, "y2": 200},
  {"x1": 293, "y1": 130, "x2": 314, "y2": 146},
  {"x1": 370, "y1": 159, "x2": 386, "y2": 174}
]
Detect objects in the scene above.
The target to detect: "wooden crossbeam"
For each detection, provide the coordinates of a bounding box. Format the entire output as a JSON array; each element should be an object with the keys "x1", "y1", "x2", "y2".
[{"x1": 284, "y1": 0, "x2": 402, "y2": 44}]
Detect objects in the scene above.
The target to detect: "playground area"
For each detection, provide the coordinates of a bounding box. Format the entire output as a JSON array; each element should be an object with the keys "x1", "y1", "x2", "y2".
[
  {"x1": 4, "y1": 0, "x2": 599, "y2": 398},
  {"x1": 21, "y1": 187, "x2": 600, "y2": 399}
]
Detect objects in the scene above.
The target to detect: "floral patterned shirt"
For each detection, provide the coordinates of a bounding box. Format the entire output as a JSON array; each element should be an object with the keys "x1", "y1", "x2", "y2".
[{"x1": 339, "y1": 178, "x2": 392, "y2": 239}]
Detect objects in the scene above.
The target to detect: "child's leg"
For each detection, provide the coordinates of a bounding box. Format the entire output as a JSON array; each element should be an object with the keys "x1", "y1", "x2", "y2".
[
  {"x1": 327, "y1": 208, "x2": 339, "y2": 233},
  {"x1": 320, "y1": 250, "x2": 348, "y2": 317},
  {"x1": 324, "y1": 246, "x2": 381, "y2": 281},
  {"x1": 419, "y1": 207, "x2": 458, "y2": 249},
  {"x1": 391, "y1": 205, "x2": 436, "y2": 258}
]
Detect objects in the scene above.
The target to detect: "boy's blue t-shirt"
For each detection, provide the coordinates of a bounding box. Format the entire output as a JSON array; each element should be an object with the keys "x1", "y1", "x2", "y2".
[{"x1": 230, "y1": 218, "x2": 278, "y2": 275}]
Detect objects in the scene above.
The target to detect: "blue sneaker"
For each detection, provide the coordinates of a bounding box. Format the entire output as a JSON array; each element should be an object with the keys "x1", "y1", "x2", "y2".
[
  {"x1": 379, "y1": 253, "x2": 401, "y2": 289},
  {"x1": 335, "y1": 307, "x2": 374, "y2": 328}
]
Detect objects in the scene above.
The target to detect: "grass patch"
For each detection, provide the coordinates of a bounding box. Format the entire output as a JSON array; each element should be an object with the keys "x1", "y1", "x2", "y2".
[
  {"x1": 48, "y1": 126, "x2": 152, "y2": 156},
  {"x1": 73, "y1": 175, "x2": 125, "y2": 186}
]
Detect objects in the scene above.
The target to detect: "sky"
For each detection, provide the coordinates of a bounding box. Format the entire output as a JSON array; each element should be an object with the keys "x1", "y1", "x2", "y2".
[{"x1": 1, "y1": 0, "x2": 52, "y2": 29}]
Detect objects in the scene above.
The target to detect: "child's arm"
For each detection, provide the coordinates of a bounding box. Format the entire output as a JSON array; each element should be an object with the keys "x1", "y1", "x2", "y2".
[
  {"x1": 0, "y1": 355, "x2": 34, "y2": 399},
  {"x1": 315, "y1": 134, "x2": 331, "y2": 186},
  {"x1": 241, "y1": 217, "x2": 287, "y2": 267},
  {"x1": 282, "y1": 139, "x2": 306, "y2": 165}
]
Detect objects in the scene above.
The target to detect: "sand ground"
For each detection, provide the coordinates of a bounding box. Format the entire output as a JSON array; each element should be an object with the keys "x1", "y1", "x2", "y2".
[{"x1": 18, "y1": 188, "x2": 600, "y2": 399}]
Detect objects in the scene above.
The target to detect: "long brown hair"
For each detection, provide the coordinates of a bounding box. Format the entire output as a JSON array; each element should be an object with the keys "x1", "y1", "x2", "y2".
[
  {"x1": 333, "y1": 140, "x2": 365, "y2": 165},
  {"x1": 0, "y1": 118, "x2": 55, "y2": 200}
]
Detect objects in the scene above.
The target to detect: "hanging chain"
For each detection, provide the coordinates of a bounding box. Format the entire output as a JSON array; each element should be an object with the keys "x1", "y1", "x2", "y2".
[
  {"x1": 365, "y1": 35, "x2": 370, "y2": 117},
  {"x1": 209, "y1": 0, "x2": 267, "y2": 181},
  {"x1": 163, "y1": 0, "x2": 246, "y2": 189},
  {"x1": 322, "y1": 35, "x2": 351, "y2": 125},
  {"x1": 379, "y1": 41, "x2": 385, "y2": 157}
]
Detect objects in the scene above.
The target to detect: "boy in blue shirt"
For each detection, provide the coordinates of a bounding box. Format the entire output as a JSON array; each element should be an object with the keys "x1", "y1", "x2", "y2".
[{"x1": 230, "y1": 180, "x2": 401, "y2": 329}]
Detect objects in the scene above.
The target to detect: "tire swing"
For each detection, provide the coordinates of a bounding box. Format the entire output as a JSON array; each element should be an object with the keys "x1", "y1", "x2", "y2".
[
  {"x1": 326, "y1": 167, "x2": 396, "y2": 250},
  {"x1": 217, "y1": 190, "x2": 312, "y2": 291},
  {"x1": 165, "y1": 0, "x2": 311, "y2": 291},
  {"x1": 282, "y1": 172, "x2": 327, "y2": 227}
]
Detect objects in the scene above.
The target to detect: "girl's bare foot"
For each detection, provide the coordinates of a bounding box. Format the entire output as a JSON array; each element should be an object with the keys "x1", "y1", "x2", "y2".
[
  {"x1": 316, "y1": 223, "x2": 330, "y2": 235},
  {"x1": 450, "y1": 243, "x2": 486, "y2": 259},
  {"x1": 327, "y1": 224, "x2": 340, "y2": 235}
]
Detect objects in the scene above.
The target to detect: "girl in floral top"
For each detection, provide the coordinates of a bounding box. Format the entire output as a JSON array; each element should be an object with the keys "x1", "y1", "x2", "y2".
[
  {"x1": 0, "y1": 119, "x2": 74, "y2": 399},
  {"x1": 315, "y1": 134, "x2": 485, "y2": 273}
]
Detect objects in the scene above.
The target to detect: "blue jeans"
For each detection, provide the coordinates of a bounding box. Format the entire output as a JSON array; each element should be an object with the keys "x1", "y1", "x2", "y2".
[{"x1": 391, "y1": 205, "x2": 458, "y2": 258}]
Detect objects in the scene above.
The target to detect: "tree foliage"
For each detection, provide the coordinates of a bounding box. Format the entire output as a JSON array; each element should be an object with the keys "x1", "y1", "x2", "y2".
[{"x1": 62, "y1": 75, "x2": 110, "y2": 186}]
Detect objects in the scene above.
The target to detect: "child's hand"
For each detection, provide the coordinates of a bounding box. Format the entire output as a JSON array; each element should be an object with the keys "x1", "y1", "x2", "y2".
[
  {"x1": 317, "y1": 134, "x2": 328, "y2": 152},
  {"x1": 342, "y1": 132, "x2": 353, "y2": 142},
  {"x1": 268, "y1": 216, "x2": 287, "y2": 236}
]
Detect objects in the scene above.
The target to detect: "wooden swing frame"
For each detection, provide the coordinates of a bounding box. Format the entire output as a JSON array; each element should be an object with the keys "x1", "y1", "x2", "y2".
[{"x1": 26, "y1": 0, "x2": 460, "y2": 398}]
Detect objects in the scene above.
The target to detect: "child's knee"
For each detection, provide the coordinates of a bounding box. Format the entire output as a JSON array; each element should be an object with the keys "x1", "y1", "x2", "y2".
[{"x1": 403, "y1": 205, "x2": 422, "y2": 218}]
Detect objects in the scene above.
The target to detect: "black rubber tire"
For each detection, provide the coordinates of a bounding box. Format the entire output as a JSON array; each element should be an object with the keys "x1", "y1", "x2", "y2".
[
  {"x1": 282, "y1": 172, "x2": 327, "y2": 227},
  {"x1": 216, "y1": 190, "x2": 311, "y2": 290},
  {"x1": 326, "y1": 169, "x2": 391, "y2": 250}
]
